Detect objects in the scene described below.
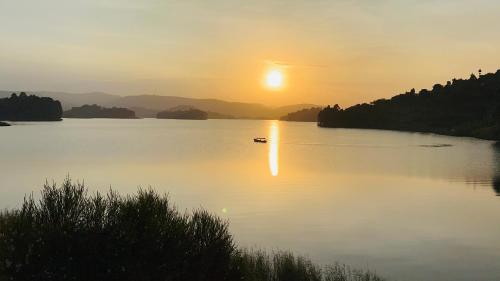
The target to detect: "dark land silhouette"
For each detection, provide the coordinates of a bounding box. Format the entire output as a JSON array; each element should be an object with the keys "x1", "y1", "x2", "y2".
[
  {"x1": 493, "y1": 177, "x2": 500, "y2": 196},
  {"x1": 0, "y1": 93, "x2": 62, "y2": 121},
  {"x1": 206, "y1": 111, "x2": 235, "y2": 120},
  {"x1": 157, "y1": 107, "x2": 208, "y2": 120},
  {"x1": 128, "y1": 106, "x2": 161, "y2": 118},
  {"x1": 0, "y1": 121, "x2": 9, "y2": 126},
  {"x1": 0, "y1": 179, "x2": 386, "y2": 281},
  {"x1": 281, "y1": 107, "x2": 323, "y2": 122},
  {"x1": 0, "y1": 91, "x2": 318, "y2": 119},
  {"x1": 318, "y1": 70, "x2": 500, "y2": 140},
  {"x1": 63, "y1": 104, "x2": 137, "y2": 119},
  {"x1": 161, "y1": 105, "x2": 234, "y2": 120}
]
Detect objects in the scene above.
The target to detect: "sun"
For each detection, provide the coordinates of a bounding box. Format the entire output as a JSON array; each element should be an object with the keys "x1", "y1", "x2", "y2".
[{"x1": 265, "y1": 69, "x2": 284, "y2": 90}]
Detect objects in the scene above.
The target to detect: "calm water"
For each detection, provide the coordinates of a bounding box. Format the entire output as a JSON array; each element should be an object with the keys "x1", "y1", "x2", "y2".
[{"x1": 1, "y1": 119, "x2": 500, "y2": 281}]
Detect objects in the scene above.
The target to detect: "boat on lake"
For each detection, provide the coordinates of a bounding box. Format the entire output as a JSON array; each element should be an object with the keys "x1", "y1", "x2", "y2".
[{"x1": 253, "y1": 137, "x2": 267, "y2": 143}]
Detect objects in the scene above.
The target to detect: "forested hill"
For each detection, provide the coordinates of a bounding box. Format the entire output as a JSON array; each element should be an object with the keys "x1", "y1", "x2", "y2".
[
  {"x1": 63, "y1": 104, "x2": 136, "y2": 119},
  {"x1": 156, "y1": 108, "x2": 208, "y2": 120},
  {"x1": 0, "y1": 91, "x2": 318, "y2": 120},
  {"x1": 280, "y1": 107, "x2": 322, "y2": 122},
  {"x1": 318, "y1": 70, "x2": 500, "y2": 140},
  {"x1": 0, "y1": 93, "x2": 62, "y2": 121}
]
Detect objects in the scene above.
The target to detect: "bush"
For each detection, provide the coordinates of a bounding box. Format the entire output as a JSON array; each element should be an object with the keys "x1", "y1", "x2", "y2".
[
  {"x1": 0, "y1": 179, "x2": 235, "y2": 281},
  {"x1": 0, "y1": 179, "x2": 387, "y2": 281}
]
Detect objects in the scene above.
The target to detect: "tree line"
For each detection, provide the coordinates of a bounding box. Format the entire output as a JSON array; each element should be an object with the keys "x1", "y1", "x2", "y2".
[
  {"x1": 0, "y1": 92, "x2": 62, "y2": 121},
  {"x1": 280, "y1": 107, "x2": 323, "y2": 122},
  {"x1": 318, "y1": 70, "x2": 500, "y2": 140},
  {"x1": 63, "y1": 104, "x2": 137, "y2": 119},
  {"x1": 157, "y1": 108, "x2": 208, "y2": 120}
]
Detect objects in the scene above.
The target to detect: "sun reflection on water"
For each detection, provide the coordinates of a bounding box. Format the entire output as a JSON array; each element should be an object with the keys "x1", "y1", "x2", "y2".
[{"x1": 268, "y1": 121, "x2": 279, "y2": 176}]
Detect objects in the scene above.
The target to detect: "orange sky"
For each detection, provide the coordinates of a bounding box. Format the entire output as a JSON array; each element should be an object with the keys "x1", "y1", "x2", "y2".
[{"x1": 1, "y1": 0, "x2": 500, "y2": 107}]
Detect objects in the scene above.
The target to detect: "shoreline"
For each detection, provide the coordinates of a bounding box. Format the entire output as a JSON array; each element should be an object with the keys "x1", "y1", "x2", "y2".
[{"x1": 317, "y1": 123, "x2": 499, "y2": 142}]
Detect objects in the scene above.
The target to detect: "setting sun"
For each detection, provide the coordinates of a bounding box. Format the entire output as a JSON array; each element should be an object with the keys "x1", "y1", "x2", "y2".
[{"x1": 265, "y1": 69, "x2": 284, "y2": 90}]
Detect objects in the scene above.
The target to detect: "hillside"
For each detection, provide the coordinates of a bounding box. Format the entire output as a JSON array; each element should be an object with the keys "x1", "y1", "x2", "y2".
[
  {"x1": 0, "y1": 91, "x2": 118, "y2": 110},
  {"x1": 157, "y1": 108, "x2": 208, "y2": 120},
  {"x1": 318, "y1": 70, "x2": 500, "y2": 140},
  {"x1": 0, "y1": 91, "x2": 317, "y2": 119},
  {"x1": 109, "y1": 95, "x2": 316, "y2": 119},
  {"x1": 160, "y1": 105, "x2": 234, "y2": 119},
  {"x1": 281, "y1": 107, "x2": 323, "y2": 122}
]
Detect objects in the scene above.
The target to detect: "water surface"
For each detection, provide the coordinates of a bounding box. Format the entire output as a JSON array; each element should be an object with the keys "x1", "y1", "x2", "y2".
[{"x1": 1, "y1": 119, "x2": 499, "y2": 281}]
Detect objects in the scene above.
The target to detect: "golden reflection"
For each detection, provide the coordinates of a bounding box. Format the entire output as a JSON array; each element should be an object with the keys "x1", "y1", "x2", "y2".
[{"x1": 268, "y1": 121, "x2": 279, "y2": 176}]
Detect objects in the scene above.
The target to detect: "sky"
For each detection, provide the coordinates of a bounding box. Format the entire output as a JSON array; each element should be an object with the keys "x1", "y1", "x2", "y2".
[{"x1": 1, "y1": 0, "x2": 500, "y2": 106}]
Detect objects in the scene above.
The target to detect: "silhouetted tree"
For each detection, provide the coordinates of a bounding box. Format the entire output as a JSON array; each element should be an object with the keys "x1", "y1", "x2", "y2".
[
  {"x1": 318, "y1": 69, "x2": 500, "y2": 140},
  {"x1": 63, "y1": 104, "x2": 137, "y2": 119},
  {"x1": 0, "y1": 93, "x2": 62, "y2": 121}
]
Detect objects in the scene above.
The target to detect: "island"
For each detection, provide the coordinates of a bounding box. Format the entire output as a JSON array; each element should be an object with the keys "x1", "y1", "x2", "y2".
[
  {"x1": 0, "y1": 121, "x2": 10, "y2": 126},
  {"x1": 280, "y1": 107, "x2": 323, "y2": 122},
  {"x1": 0, "y1": 92, "x2": 62, "y2": 121},
  {"x1": 318, "y1": 70, "x2": 500, "y2": 141},
  {"x1": 206, "y1": 111, "x2": 235, "y2": 119},
  {"x1": 156, "y1": 107, "x2": 208, "y2": 120},
  {"x1": 63, "y1": 104, "x2": 137, "y2": 119}
]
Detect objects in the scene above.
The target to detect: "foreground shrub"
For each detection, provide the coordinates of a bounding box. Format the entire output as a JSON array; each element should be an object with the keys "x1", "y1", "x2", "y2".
[
  {"x1": 234, "y1": 250, "x2": 385, "y2": 281},
  {"x1": 0, "y1": 179, "x2": 387, "y2": 281},
  {"x1": 0, "y1": 179, "x2": 234, "y2": 281}
]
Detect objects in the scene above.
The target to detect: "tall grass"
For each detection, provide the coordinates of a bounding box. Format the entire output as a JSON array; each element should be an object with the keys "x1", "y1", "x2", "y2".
[
  {"x1": 0, "y1": 179, "x2": 387, "y2": 281},
  {"x1": 234, "y1": 250, "x2": 385, "y2": 281}
]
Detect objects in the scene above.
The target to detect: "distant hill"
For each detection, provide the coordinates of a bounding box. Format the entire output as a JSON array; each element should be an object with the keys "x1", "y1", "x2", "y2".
[
  {"x1": 0, "y1": 91, "x2": 317, "y2": 119},
  {"x1": 128, "y1": 107, "x2": 159, "y2": 118},
  {"x1": 157, "y1": 108, "x2": 208, "y2": 120},
  {"x1": 0, "y1": 92, "x2": 62, "y2": 121},
  {"x1": 164, "y1": 105, "x2": 234, "y2": 119},
  {"x1": 64, "y1": 104, "x2": 136, "y2": 119},
  {"x1": 206, "y1": 111, "x2": 234, "y2": 119},
  {"x1": 280, "y1": 107, "x2": 323, "y2": 122},
  {"x1": 109, "y1": 95, "x2": 317, "y2": 119},
  {"x1": 166, "y1": 105, "x2": 198, "y2": 111},
  {"x1": 0, "y1": 121, "x2": 10, "y2": 126},
  {"x1": 0, "y1": 91, "x2": 118, "y2": 110},
  {"x1": 318, "y1": 70, "x2": 500, "y2": 140}
]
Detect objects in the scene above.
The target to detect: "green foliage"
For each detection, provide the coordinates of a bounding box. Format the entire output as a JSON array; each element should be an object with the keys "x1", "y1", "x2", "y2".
[{"x1": 0, "y1": 179, "x2": 387, "y2": 281}]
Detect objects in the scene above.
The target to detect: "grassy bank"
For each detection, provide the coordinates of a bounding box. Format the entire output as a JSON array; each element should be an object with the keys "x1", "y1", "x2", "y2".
[{"x1": 0, "y1": 179, "x2": 386, "y2": 281}]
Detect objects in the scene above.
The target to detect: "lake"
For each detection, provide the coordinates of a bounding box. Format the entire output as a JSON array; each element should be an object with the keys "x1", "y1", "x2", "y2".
[{"x1": 1, "y1": 119, "x2": 500, "y2": 281}]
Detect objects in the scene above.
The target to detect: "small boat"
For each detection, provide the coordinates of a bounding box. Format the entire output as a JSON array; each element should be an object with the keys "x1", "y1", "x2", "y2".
[{"x1": 254, "y1": 137, "x2": 267, "y2": 143}]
